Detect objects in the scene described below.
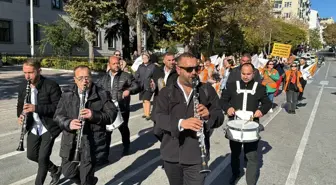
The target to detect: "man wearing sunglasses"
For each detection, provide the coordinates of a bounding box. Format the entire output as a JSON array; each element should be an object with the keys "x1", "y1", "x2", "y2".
[
  {"x1": 54, "y1": 65, "x2": 117, "y2": 185},
  {"x1": 154, "y1": 53, "x2": 224, "y2": 185},
  {"x1": 226, "y1": 53, "x2": 261, "y2": 86}
]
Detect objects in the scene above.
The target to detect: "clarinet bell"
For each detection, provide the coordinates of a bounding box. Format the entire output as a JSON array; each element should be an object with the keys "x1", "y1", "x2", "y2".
[
  {"x1": 16, "y1": 142, "x2": 24, "y2": 151},
  {"x1": 200, "y1": 163, "x2": 211, "y2": 174}
]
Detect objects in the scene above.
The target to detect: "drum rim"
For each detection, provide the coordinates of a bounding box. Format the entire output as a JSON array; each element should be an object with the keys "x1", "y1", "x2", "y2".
[
  {"x1": 227, "y1": 126, "x2": 259, "y2": 132},
  {"x1": 228, "y1": 137, "x2": 260, "y2": 143}
]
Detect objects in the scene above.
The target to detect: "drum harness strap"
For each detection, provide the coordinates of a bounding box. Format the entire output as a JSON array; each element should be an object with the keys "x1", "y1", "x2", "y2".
[{"x1": 236, "y1": 81, "x2": 258, "y2": 111}]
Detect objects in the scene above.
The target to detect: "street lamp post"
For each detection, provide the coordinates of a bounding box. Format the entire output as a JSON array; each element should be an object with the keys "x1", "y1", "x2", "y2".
[{"x1": 30, "y1": 0, "x2": 34, "y2": 57}]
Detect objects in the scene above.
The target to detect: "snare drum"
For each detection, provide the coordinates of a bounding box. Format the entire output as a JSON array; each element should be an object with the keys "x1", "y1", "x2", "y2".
[{"x1": 226, "y1": 120, "x2": 260, "y2": 143}]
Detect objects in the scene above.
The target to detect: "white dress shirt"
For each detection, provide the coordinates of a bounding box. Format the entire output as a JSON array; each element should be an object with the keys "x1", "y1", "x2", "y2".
[
  {"x1": 30, "y1": 87, "x2": 47, "y2": 136},
  {"x1": 177, "y1": 78, "x2": 194, "y2": 131}
]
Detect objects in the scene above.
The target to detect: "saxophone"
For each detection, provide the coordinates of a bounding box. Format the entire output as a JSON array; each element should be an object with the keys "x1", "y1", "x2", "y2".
[
  {"x1": 17, "y1": 79, "x2": 31, "y2": 151},
  {"x1": 192, "y1": 77, "x2": 211, "y2": 174}
]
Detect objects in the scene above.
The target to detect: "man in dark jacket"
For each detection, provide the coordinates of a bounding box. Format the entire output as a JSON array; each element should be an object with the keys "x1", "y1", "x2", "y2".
[
  {"x1": 220, "y1": 63, "x2": 272, "y2": 185},
  {"x1": 154, "y1": 53, "x2": 224, "y2": 185},
  {"x1": 226, "y1": 53, "x2": 261, "y2": 85},
  {"x1": 97, "y1": 56, "x2": 140, "y2": 157},
  {"x1": 151, "y1": 52, "x2": 178, "y2": 124},
  {"x1": 17, "y1": 59, "x2": 62, "y2": 185},
  {"x1": 54, "y1": 65, "x2": 117, "y2": 185}
]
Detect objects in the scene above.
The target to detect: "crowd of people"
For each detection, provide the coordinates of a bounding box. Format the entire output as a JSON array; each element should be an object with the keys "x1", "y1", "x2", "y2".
[{"x1": 15, "y1": 49, "x2": 314, "y2": 185}]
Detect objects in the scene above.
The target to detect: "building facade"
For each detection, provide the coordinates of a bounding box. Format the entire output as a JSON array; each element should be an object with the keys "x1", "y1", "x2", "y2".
[
  {"x1": 271, "y1": 0, "x2": 311, "y2": 23},
  {"x1": 0, "y1": 0, "x2": 122, "y2": 57}
]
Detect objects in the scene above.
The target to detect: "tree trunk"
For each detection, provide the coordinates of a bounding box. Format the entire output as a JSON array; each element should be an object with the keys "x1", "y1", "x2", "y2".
[
  {"x1": 136, "y1": 4, "x2": 142, "y2": 54},
  {"x1": 89, "y1": 41, "x2": 94, "y2": 63},
  {"x1": 208, "y1": 31, "x2": 215, "y2": 55},
  {"x1": 122, "y1": 16, "x2": 131, "y2": 60}
]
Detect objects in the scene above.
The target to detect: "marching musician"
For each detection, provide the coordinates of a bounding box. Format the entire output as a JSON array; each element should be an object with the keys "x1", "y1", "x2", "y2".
[
  {"x1": 220, "y1": 63, "x2": 272, "y2": 185},
  {"x1": 17, "y1": 59, "x2": 62, "y2": 185},
  {"x1": 54, "y1": 65, "x2": 117, "y2": 185},
  {"x1": 97, "y1": 56, "x2": 140, "y2": 158},
  {"x1": 154, "y1": 53, "x2": 224, "y2": 185}
]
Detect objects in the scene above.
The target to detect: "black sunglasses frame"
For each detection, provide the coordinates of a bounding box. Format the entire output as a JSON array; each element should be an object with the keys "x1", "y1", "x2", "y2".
[{"x1": 178, "y1": 66, "x2": 200, "y2": 73}]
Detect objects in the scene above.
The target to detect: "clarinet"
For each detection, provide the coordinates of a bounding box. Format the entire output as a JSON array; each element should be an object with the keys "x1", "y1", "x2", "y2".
[
  {"x1": 72, "y1": 85, "x2": 87, "y2": 163},
  {"x1": 192, "y1": 77, "x2": 211, "y2": 174},
  {"x1": 17, "y1": 79, "x2": 31, "y2": 151}
]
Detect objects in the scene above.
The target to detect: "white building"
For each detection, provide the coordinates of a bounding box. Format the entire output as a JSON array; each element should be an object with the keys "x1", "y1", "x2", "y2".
[
  {"x1": 0, "y1": 0, "x2": 121, "y2": 56},
  {"x1": 309, "y1": 9, "x2": 320, "y2": 29},
  {"x1": 271, "y1": 0, "x2": 311, "y2": 23}
]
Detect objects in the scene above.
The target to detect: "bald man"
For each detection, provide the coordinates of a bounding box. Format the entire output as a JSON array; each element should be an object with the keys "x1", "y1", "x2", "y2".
[
  {"x1": 220, "y1": 63, "x2": 272, "y2": 185},
  {"x1": 97, "y1": 56, "x2": 140, "y2": 160}
]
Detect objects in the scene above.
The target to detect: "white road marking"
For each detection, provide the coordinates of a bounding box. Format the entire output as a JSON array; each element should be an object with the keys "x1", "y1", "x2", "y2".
[
  {"x1": 108, "y1": 156, "x2": 161, "y2": 185},
  {"x1": 325, "y1": 61, "x2": 331, "y2": 80},
  {"x1": 8, "y1": 126, "x2": 153, "y2": 185},
  {"x1": 285, "y1": 85, "x2": 324, "y2": 185},
  {"x1": 204, "y1": 106, "x2": 282, "y2": 185},
  {"x1": 319, "y1": 81, "x2": 329, "y2": 85},
  {"x1": 0, "y1": 130, "x2": 20, "y2": 138},
  {"x1": 0, "y1": 114, "x2": 143, "y2": 160}
]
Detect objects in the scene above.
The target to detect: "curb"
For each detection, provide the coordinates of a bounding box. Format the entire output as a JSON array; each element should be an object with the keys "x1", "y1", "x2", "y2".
[{"x1": 41, "y1": 67, "x2": 101, "y2": 75}]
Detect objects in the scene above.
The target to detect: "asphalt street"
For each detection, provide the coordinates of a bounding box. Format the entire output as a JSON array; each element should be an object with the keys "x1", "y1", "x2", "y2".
[{"x1": 0, "y1": 56, "x2": 335, "y2": 185}]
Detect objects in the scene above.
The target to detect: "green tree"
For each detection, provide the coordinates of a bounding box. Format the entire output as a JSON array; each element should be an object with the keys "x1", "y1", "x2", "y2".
[
  {"x1": 39, "y1": 19, "x2": 85, "y2": 56},
  {"x1": 309, "y1": 28, "x2": 322, "y2": 50},
  {"x1": 271, "y1": 19, "x2": 307, "y2": 48},
  {"x1": 323, "y1": 23, "x2": 336, "y2": 46},
  {"x1": 64, "y1": 0, "x2": 121, "y2": 62}
]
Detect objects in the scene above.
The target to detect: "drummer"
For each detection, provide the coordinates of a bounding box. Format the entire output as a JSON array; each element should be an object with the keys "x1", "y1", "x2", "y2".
[
  {"x1": 97, "y1": 56, "x2": 140, "y2": 162},
  {"x1": 220, "y1": 63, "x2": 272, "y2": 185}
]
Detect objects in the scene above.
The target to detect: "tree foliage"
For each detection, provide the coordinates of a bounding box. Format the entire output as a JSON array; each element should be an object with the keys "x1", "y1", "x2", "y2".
[
  {"x1": 64, "y1": 0, "x2": 121, "y2": 62},
  {"x1": 39, "y1": 19, "x2": 85, "y2": 56},
  {"x1": 323, "y1": 23, "x2": 336, "y2": 46},
  {"x1": 309, "y1": 28, "x2": 322, "y2": 50}
]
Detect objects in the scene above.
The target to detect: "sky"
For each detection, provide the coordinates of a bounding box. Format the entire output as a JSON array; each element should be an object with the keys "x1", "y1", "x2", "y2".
[{"x1": 311, "y1": 0, "x2": 336, "y2": 19}]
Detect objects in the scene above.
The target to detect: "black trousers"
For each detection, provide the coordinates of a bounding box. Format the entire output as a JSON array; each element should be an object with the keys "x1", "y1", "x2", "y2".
[
  {"x1": 298, "y1": 80, "x2": 307, "y2": 100},
  {"x1": 61, "y1": 157, "x2": 95, "y2": 185},
  {"x1": 286, "y1": 90, "x2": 299, "y2": 111},
  {"x1": 26, "y1": 131, "x2": 58, "y2": 185},
  {"x1": 164, "y1": 161, "x2": 206, "y2": 185},
  {"x1": 230, "y1": 140, "x2": 259, "y2": 185},
  {"x1": 106, "y1": 111, "x2": 130, "y2": 153}
]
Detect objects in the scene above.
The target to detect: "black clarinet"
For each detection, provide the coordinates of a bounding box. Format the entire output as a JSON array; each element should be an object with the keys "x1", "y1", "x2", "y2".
[
  {"x1": 17, "y1": 79, "x2": 31, "y2": 151},
  {"x1": 192, "y1": 77, "x2": 211, "y2": 174},
  {"x1": 73, "y1": 85, "x2": 87, "y2": 163}
]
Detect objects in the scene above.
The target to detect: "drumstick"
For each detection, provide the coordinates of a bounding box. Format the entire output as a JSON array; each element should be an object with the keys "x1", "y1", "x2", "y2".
[{"x1": 241, "y1": 116, "x2": 254, "y2": 142}]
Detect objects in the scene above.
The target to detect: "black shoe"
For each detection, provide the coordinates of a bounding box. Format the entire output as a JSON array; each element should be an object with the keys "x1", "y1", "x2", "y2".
[
  {"x1": 142, "y1": 115, "x2": 146, "y2": 118},
  {"x1": 49, "y1": 166, "x2": 62, "y2": 185},
  {"x1": 229, "y1": 174, "x2": 242, "y2": 185},
  {"x1": 92, "y1": 177, "x2": 98, "y2": 185},
  {"x1": 122, "y1": 146, "x2": 130, "y2": 156},
  {"x1": 145, "y1": 116, "x2": 151, "y2": 121}
]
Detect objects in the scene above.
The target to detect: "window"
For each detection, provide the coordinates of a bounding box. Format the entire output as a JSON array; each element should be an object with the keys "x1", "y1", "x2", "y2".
[
  {"x1": 0, "y1": 20, "x2": 12, "y2": 43},
  {"x1": 284, "y1": 13, "x2": 291, "y2": 18},
  {"x1": 274, "y1": 3, "x2": 282, "y2": 9},
  {"x1": 108, "y1": 36, "x2": 116, "y2": 49},
  {"x1": 52, "y1": 0, "x2": 62, "y2": 9},
  {"x1": 27, "y1": 0, "x2": 39, "y2": 6},
  {"x1": 27, "y1": 23, "x2": 40, "y2": 45},
  {"x1": 284, "y1": 2, "x2": 292, "y2": 7},
  {"x1": 92, "y1": 31, "x2": 100, "y2": 48}
]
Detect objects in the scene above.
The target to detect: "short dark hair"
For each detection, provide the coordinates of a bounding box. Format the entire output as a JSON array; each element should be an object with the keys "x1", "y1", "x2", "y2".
[
  {"x1": 23, "y1": 58, "x2": 41, "y2": 69},
  {"x1": 73, "y1": 65, "x2": 92, "y2": 76},
  {"x1": 241, "y1": 53, "x2": 252, "y2": 60},
  {"x1": 163, "y1": 52, "x2": 175, "y2": 58},
  {"x1": 176, "y1": 52, "x2": 196, "y2": 65}
]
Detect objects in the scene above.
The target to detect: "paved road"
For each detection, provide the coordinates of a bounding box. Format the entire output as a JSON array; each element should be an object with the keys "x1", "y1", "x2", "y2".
[{"x1": 0, "y1": 58, "x2": 335, "y2": 185}]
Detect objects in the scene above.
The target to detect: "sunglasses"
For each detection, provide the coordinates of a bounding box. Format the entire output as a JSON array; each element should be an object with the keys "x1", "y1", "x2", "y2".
[
  {"x1": 291, "y1": 65, "x2": 297, "y2": 67},
  {"x1": 115, "y1": 54, "x2": 121, "y2": 56},
  {"x1": 75, "y1": 76, "x2": 91, "y2": 81},
  {"x1": 178, "y1": 66, "x2": 200, "y2": 73},
  {"x1": 268, "y1": 63, "x2": 274, "y2": 65}
]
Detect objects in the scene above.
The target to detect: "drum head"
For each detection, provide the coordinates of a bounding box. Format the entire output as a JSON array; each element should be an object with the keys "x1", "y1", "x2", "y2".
[{"x1": 227, "y1": 120, "x2": 259, "y2": 129}]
